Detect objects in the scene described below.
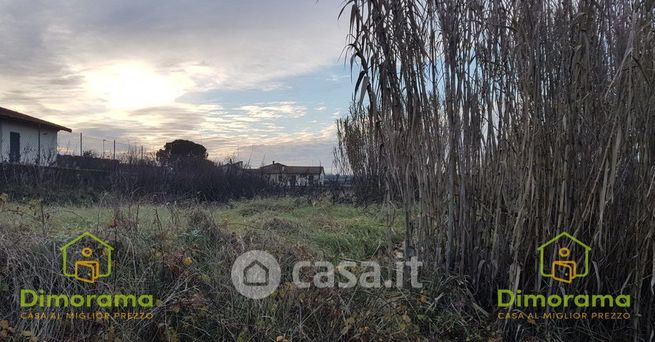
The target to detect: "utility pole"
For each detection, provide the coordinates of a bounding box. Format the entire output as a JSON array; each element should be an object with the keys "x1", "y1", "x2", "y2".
[
  {"x1": 141, "y1": 146, "x2": 144, "y2": 160},
  {"x1": 113, "y1": 140, "x2": 116, "y2": 160},
  {"x1": 79, "y1": 133, "x2": 83, "y2": 156},
  {"x1": 102, "y1": 139, "x2": 105, "y2": 158}
]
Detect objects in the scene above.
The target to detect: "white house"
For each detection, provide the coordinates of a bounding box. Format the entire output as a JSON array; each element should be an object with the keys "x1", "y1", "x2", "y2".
[
  {"x1": 255, "y1": 162, "x2": 324, "y2": 187},
  {"x1": 0, "y1": 106, "x2": 71, "y2": 165}
]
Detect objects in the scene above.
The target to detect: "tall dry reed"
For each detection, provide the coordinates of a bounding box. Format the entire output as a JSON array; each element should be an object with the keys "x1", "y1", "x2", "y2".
[{"x1": 337, "y1": 0, "x2": 654, "y2": 339}]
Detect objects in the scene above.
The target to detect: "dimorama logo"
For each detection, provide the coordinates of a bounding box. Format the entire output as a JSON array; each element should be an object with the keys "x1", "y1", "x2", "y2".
[
  {"x1": 60, "y1": 232, "x2": 114, "y2": 283},
  {"x1": 537, "y1": 232, "x2": 591, "y2": 283}
]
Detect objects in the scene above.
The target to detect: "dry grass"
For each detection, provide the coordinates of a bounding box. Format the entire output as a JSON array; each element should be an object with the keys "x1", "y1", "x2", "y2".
[
  {"x1": 0, "y1": 196, "x2": 496, "y2": 341},
  {"x1": 337, "y1": 0, "x2": 655, "y2": 340}
]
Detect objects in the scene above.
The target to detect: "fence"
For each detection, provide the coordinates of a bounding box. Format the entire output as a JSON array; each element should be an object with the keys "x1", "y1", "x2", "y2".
[
  {"x1": 0, "y1": 159, "x2": 277, "y2": 203},
  {"x1": 57, "y1": 132, "x2": 158, "y2": 163}
]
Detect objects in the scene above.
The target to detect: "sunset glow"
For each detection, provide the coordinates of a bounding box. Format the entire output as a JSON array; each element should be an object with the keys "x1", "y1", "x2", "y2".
[
  {"x1": 84, "y1": 62, "x2": 188, "y2": 110},
  {"x1": 0, "y1": 0, "x2": 349, "y2": 166}
]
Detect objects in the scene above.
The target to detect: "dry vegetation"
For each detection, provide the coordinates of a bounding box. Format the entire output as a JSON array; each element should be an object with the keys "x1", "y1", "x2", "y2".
[
  {"x1": 0, "y1": 196, "x2": 499, "y2": 341},
  {"x1": 336, "y1": 0, "x2": 654, "y2": 340}
]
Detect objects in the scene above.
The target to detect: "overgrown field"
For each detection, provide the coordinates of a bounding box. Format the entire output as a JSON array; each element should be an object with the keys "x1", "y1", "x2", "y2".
[{"x1": 0, "y1": 196, "x2": 499, "y2": 341}]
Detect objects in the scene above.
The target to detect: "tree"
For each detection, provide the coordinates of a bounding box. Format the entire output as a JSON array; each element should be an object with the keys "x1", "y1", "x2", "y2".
[{"x1": 156, "y1": 139, "x2": 208, "y2": 166}]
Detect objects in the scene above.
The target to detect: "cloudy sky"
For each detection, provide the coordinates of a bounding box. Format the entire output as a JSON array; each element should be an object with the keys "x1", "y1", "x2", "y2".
[{"x1": 0, "y1": 0, "x2": 353, "y2": 170}]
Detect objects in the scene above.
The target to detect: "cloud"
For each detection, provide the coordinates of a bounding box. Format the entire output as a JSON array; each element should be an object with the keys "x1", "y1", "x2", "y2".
[
  {"x1": 56, "y1": 102, "x2": 336, "y2": 163},
  {"x1": 234, "y1": 123, "x2": 337, "y2": 169},
  {"x1": 0, "y1": 0, "x2": 352, "y2": 166},
  {"x1": 0, "y1": 0, "x2": 348, "y2": 92},
  {"x1": 238, "y1": 102, "x2": 306, "y2": 119}
]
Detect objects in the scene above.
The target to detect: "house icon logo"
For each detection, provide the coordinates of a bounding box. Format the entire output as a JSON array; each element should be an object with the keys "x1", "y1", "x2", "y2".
[
  {"x1": 243, "y1": 260, "x2": 269, "y2": 286},
  {"x1": 60, "y1": 232, "x2": 114, "y2": 283},
  {"x1": 231, "y1": 250, "x2": 281, "y2": 299},
  {"x1": 537, "y1": 232, "x2": 591, "y2": 283}
]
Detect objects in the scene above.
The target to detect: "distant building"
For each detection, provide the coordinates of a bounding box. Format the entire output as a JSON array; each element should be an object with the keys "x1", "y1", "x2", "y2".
[
  {"x1": 0, "y1": 106, "x2": 71, "y2": 165},
  {"x1": 257, "y1": 161, "x2": 324, "y2": 186},
  {"x1": 324, "y1": 174, "x2": 353, "y2": 188},
  {"x1": 217, "y1": 160, "x2": 244, "y2": 174}
]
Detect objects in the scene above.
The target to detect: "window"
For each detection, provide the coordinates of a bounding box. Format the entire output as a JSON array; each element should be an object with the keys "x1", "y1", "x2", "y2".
[{"x1": 9, "y1": 132, "x2": 20, "y2": 163}]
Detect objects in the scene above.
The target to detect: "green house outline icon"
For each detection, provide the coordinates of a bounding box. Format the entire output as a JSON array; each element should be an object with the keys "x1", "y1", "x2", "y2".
[
  {"x1": 60, "y1": 232, "x2": 114, "y2": 282},
  {"x1": 537, "y1": 232, "x2": 591, "y2": 281}
]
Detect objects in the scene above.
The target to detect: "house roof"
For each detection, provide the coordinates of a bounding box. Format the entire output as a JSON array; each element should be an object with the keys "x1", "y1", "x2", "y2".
[
  {"x1": 285, "y1": 166, "x2": 324, "y2": 174},
  {"x1": 0, "y1": 106, "x2": 72, "y2": 132},
  {"x1": 259, "y1": 162, "x2": 324, "y2": 175}
]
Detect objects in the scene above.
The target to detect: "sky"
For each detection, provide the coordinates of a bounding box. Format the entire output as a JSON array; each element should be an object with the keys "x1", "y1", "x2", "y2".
[{"x1": 0, "y1": 0, "x2": 354, "y2": 171}]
